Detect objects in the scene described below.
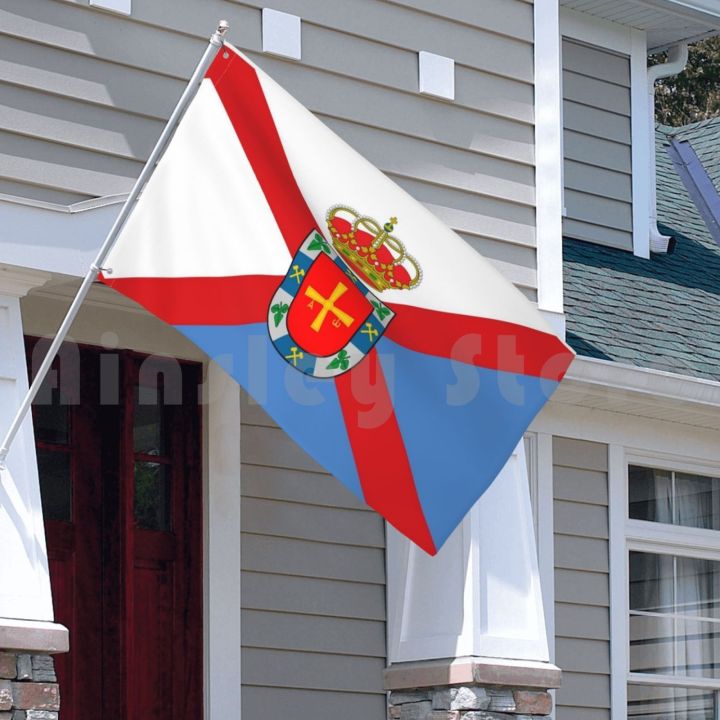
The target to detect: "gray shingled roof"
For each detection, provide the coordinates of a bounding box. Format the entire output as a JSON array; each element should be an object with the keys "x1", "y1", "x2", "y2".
[{"x1": 564, "y1": 119, "x2": 720, "y2": 382}]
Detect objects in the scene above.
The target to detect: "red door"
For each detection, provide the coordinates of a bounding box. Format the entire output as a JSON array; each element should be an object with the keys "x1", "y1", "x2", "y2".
[{"x1": 28, "y1": 340, "x2": 203, "y2": 720}]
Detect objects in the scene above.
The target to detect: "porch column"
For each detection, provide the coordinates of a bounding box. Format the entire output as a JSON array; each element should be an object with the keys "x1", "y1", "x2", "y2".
[
  {"x1": 385, "y1": 442, "x2": 560, "y2": 719},
  {"x1": 0, "y1": 265, "x2": 67, "y2": 718}
]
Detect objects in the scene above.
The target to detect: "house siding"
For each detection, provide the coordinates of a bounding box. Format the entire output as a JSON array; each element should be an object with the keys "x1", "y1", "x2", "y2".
[
  {"x1": 553, "y1": 437, "x2": 611, "y2": 720},
  {"x1": 240, "y1": 394, "x2": 387, "y2": 719},
  {"x1": 0, "y1": 0, "x2": 538, "y2": 296},
  {"x1": 562, "y1": 38, "x2": 633, "y2": 251}
]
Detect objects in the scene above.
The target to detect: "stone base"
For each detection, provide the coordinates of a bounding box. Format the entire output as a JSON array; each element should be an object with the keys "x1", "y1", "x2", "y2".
[
  {"x1": 385, "y1": 658, "x2": 560, "y2": 720},
  {"x1": 0, "y1": 651, "x2": 59, "y2": 720},
  {"x1": 388, "y1": 685, "x2": 552, "y2": 719}
]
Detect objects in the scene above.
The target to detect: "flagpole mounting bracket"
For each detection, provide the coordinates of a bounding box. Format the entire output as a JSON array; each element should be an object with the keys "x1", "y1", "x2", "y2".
[{"x1": 212, "y1": 20, "x2": 230, "y2": 46}]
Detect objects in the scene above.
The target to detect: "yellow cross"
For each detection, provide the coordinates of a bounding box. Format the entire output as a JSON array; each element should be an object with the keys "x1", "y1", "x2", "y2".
[
  {"x1": 290, "y1": 265, "x2": 305, "y2": 283},
  {"x1": 285, "y1": 347, "x2": 304, "y2": 366},
  {"x1": 304, "y1": 282, "x2": 355, "y2": 333},
  {"x1": 361, "y1": 322, "x2": 378, "y2": 341}
]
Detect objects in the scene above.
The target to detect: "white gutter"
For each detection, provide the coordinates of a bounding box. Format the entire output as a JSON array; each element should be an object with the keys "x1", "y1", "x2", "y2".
[
  {"x1": 648, "y1": 42, "x2": 689, "y2": 254},
  {"x1": 566, "y1": 355, "x2": 720, "y2": 410}
]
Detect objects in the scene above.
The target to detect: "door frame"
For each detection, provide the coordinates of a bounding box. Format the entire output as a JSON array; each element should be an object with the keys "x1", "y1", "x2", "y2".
[
  {"x1": 21, "y1": 280, "x2": 245, "y2": 719},
  {"x1": 204, "y1": 362, "x2": 242, "y2": 720},
  {"x1": 27, "y1": 337, "x2": 205, "y2": 719}
]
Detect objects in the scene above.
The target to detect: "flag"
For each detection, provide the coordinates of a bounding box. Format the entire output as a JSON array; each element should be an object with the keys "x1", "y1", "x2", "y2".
[{"x1": 100, "y1": 43, "x2": 574, "y2": 555}]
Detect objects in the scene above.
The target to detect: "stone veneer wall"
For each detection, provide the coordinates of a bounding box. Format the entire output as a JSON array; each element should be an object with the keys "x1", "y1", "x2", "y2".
[
  {"x1": 0, "y1": 652, "x2": 59, "y2": 720},
  {"x1": 388, "y1": 685, "x2": 552, "y2": 720}
]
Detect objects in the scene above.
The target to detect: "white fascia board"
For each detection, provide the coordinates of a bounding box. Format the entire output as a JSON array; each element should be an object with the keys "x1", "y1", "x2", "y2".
[
  {"x1": 566, "y1": 355, "x2": 720, "y2": 410},
  {"x1": 0, "y1": 194, "x2": 123, "y2": 278}
]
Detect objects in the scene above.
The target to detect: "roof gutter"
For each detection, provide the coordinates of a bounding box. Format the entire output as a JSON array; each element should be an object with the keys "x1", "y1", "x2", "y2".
[
  {"x1": 648, "y1": 42, "x2": 689, "y2": 254},
  {"x1": 566, "y1": 355, "x2": 720, "y2": 410}
]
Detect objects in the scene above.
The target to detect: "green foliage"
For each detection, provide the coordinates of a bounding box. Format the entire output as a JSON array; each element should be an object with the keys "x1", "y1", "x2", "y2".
[{"x1": 653, "y1": 37, "x2": 720, "y2": 126}]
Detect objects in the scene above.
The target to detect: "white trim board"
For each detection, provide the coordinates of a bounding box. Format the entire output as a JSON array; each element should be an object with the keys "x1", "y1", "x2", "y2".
[
  {"x1": 535, "y1": 432, "x2": 556, "y2": 720},
  {"x1": 560, "y1": 7, "x2": 633, "y2": 54},
  {"x1": 534, "y1": 0, "x2": 565, "y2": 317},
  {"x1": 205, "y1": 362, "x2": 242, "y2": 720},
  {"x1": 534, "y1": 431, "x2": 556, "y2": 663},
  {"x1": 630, "y1": 28, "x2": 651, "y2": 259},
  {"x1": 608, "y1": 444, "x2": 629, "y2": 720}
]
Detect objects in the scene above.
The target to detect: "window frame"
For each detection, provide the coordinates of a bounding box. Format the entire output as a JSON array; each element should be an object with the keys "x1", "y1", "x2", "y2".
[{"x1": 610, "y1": 447, "x2": 720, "y2": 720}]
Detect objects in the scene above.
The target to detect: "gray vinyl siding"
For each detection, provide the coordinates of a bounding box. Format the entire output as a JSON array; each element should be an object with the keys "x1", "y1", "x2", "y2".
[
  {"x1": 0, "y1": 0, "x2": 537, "y2": 296},
  {"x1": 240, "y1": 393, "x2": 387, "y2": 719},
  {"x1": 553, "y1": 437, "x2": 611, "y2": 720},
  {"x1": 562, "y1": 38, "x2": 633, "y2": 251}
]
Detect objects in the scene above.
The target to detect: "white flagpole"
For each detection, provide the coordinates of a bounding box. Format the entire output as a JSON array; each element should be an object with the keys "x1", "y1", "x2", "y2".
[{"x1": 0, "y1": 20, "x2": 230, "y2": 471}]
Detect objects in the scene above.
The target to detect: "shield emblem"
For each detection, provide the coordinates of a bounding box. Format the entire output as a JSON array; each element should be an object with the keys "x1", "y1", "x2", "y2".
[{"x1": 268, "y1": 230, "x2": 395, "y2": 378}]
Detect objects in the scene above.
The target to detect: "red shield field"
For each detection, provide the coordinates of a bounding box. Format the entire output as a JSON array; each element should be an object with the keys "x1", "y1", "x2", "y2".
[{"x1": 286, "y1": 252, "x2": 373, "y2": 357}]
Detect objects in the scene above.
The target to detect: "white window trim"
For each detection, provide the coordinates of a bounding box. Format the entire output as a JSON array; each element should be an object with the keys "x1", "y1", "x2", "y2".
[
  {"x1": 609, "y1": 446, "x2": 720, "y2": 720},
  {"x1": 559, "y1": 9, "x2": 651, "y2": 259},
  {"x1": 609, "y1": 443, "x2": 629, "y2": 720}
]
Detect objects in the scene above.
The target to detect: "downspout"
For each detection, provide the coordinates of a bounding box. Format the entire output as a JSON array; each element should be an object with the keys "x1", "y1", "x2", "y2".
[{"x1": 648, "y1": 42, "x2": 689, "y2": 254}]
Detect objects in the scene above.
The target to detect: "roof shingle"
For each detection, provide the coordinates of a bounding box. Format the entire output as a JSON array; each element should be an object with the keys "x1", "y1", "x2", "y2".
[{"x1": 564, "y1": 120, "x2": 720, "y2": 382}]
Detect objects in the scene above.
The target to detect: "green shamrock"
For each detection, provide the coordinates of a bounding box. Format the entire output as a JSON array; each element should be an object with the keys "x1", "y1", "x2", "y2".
[
  {"x1": 371, "y1": 300, "x2": 390, "y2": 321},
  {"x1": 327, "y1": 349, "x2": 350, "y2": 371},
  {"x1": 308, "y1": 233, "x2": 331, "y2": 255},
  {"x1": 271, "y1": 302, "x2": 289, "y2": 327}
]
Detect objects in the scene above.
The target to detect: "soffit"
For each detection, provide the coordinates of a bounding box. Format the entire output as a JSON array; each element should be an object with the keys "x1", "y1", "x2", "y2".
[
  {"x1": 560, "y1": 0, "x2": 720, "y2": 50},
  {"x1": 555, "y1": 357, "x2": 720, "y2": 432}
]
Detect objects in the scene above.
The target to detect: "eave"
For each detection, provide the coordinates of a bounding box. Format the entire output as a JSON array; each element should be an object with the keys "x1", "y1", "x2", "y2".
[
  {"x1": 561, "y1": 0, "x2": 720, "y2": 51},
  {"x1": 555, "y1": 356, "x2": 720, "y2": 431}
]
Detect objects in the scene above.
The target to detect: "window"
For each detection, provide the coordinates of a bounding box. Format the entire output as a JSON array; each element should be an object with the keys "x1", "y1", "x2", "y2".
[{"x1": 626, "y1": 463, "x2": 720, "y2": 719}]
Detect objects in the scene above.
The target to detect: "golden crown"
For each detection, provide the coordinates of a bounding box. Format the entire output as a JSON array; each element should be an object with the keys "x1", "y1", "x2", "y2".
[{"x1": 325, "y1": 205, "x2": 422, "y2": 292}]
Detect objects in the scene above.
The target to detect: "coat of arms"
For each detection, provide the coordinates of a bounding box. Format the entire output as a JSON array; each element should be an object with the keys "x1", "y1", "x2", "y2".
[{"x1": 268, "y1": 205, "x2": 421, "y2": 378}]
